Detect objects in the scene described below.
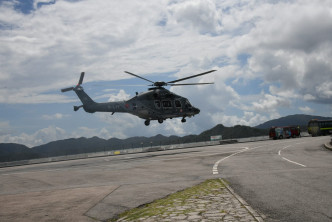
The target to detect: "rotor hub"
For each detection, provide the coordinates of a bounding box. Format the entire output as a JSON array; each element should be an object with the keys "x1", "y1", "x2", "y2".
[{"x1": 154, "y1": 81, "x2": 167, "y2": 87}]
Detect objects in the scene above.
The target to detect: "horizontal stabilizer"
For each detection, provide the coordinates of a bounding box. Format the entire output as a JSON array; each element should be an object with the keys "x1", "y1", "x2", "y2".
[{"x1": 74, "y1": 105, "x2": 83, "y2": 111}]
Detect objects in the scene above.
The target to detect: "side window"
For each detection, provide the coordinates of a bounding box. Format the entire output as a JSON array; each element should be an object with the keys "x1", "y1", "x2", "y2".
[
  {"x1": 154, "y1": 100, "x2": 161, "y2": 109},
  {"x1": 162, "y1": 100, "x2": 172, "y2": 109},
  {"x1": 175, "y1": 100, "x2": 181, "y2": 108}
]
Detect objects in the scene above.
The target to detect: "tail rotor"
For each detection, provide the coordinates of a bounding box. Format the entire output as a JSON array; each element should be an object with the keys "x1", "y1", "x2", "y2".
[
  {"x1": 78, "y1": 72, "x2": 85, "y2": 85},
  {"x1": 61, "y1": 86, "x2": 74, "y2": 92},
  {"x1": 61, "y1": 72, "x2": 85, "y2": 93}
]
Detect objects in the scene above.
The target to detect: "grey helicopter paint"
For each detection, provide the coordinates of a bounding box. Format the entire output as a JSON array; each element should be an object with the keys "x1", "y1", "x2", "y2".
[{"x1": 61, "y1": 70, "x2": 216, "y2": 126}]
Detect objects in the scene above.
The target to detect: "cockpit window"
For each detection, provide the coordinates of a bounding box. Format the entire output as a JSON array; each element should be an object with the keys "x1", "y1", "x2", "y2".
[
  {"x1": 185, "y1": 99, "x2": 192, "y2": 108},
  {"x1": 175, "y1": 100, "x2": 181, "y2": 108}
]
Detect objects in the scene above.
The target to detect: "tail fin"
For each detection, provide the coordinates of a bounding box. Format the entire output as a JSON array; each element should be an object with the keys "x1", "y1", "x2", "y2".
[
  {"x1": 74, "y1": 87, "x2": 95, "y2": 105},
  {"x1": 61, "y1": 72, "x2": 96, "y2": 107}
]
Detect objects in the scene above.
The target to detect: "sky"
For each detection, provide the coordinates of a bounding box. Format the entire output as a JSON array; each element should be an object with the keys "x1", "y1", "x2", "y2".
[{"x1": 0, "y1": 0, "x2": 332, "y2": 147}]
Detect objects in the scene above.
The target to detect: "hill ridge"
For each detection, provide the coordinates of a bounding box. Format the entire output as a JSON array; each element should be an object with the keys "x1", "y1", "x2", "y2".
[
  {"x1": 255, "y1": 114, "x2": 331, "y2": 129},
  {"x1": 1, "y1": 114, "x2": 331, "y2": 162}
]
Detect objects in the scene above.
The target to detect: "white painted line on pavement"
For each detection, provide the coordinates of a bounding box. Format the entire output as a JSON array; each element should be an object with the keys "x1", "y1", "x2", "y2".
[
  {"x1": 212, "y1": 145, "x2": 268, "y2": 175},
  {"x1": 282, "y1": 157, "x2": 306, "y2": 167},
  {"x1": 212, "y1": 147, "x2": 249, "y2": 175},
  {"x1": 278, "y1": 145, "x2": 306, "y2": 167},
  {"x1": 278, "y1": 145, "x2": 291, "y2": 156}
]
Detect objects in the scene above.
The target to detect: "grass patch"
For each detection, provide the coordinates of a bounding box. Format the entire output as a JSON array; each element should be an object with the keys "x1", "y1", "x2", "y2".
[{"x1": 110, "y1": 179, "x2": 225, "y2": 221}]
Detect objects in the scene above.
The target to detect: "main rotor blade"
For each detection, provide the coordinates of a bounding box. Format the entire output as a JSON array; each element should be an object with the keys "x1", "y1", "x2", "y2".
[
  {"x1": 168, "y1": 82, "x2": 214, "y2": 86},
  {"x1": 78, "y1": 72, "x2": 85, "y2": 85},
  {"x1": 92, "y1": 84, "x2": 148, "y2": 87},
  {"x1": 61, "y1": 87, "x2": 74, "y2": 92},
  {"x1": 167, "y1": 70, "x2": 216, "y2": 84},
  {"x1": 124, "y1": 71, "x2": 155, "y2": 84}
]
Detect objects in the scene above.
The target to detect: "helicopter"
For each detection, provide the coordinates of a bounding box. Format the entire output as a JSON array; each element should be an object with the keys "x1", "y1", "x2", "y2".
[{"x1": 61, "y1": 70, "x2": 216, "y2": 126}]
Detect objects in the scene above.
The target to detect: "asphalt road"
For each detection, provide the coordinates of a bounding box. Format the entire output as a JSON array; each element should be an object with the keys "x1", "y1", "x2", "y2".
[
  {"x1": 0, "y1": 136, "x2": 331, "y2": 221},
  {"x1": 219, "y1": 136, "x2": 332, "y2": 222}
]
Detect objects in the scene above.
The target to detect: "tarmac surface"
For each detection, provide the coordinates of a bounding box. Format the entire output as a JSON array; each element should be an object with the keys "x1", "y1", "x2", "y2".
[{"x1": 0, "y1": 136, "x2": 331, "y2": 221}]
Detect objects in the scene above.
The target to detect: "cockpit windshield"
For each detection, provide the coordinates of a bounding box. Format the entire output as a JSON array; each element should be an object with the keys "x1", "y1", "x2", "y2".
[{"x1": 185, "y1": 99, "x2": 192, "y2": 108}]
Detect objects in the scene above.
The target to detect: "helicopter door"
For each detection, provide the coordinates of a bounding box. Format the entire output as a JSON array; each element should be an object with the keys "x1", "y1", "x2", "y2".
[{"x1": 154, "y1": 100, "x2": 161, "y2": 109}]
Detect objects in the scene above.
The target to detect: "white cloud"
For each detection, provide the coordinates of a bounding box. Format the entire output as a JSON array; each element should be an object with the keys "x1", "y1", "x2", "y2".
[
  {"x1": 1, "y1": 0, "x2": 331, "y2": 106},
  {"x1": 42, "y1": 113, "x2": 69, "y2": 120},
  {"x1": 315, "y1": 82, "x2": 332, "y2": 99},
  {"x1": 168, "y1": 0, "x2": 222, "y2": 34},
  {"x1": 269, "y1": 85, "x2": 300, "y2": 100},
  {"x1": 299, "y1": 106, "x2": 314, "y2": 114},
  {"x1": 303, "y1": 94, "x2": 315, "y2": 101},
  {"x1": 33, "y1": 0, "x2": 54, "y2": 9},
  {"x1": 0, "y1": 125, "x2": 112, "y2": 147},
  {"x1": 0, "y1": 125, "x2": 67, "y2": 147},
  {"x1": 251, "y1": 93, "x2": 290, "y2": 113},
  {"x1": 0, "y1": 121, "x2": 12, "y2": 136},
  {"x1": 70, "y1": 126, "x2": 112, "y2": 140},
  {"x1": 1, "y1": 0, "x2": 332, "y2": 144},
  {"x1": 239, "y1": 1, "x2": 332, "y2": 103},
  {"x1": 209, "y1": 111, "x2": 268, "y2": 127},
  {"x1": 107, "y1": 89, "x2": 131, "y2": 102}
]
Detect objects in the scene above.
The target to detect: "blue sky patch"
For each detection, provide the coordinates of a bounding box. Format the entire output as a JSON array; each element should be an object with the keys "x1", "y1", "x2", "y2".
[
  {"x1": 0, "y1": 0, "x2": 56, "y2": 14},
  {"x1": 237, "y1": 53, "x2": 251, "y2": 67}
]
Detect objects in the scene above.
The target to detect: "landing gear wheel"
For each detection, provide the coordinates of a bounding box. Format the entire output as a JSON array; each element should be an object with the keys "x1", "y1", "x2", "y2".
[
  {"x1": 144, "y1": 120, "x2": 150, "y2": 126},
  {"x1": 181, "y1": 118, "x2": 186, "y2": 123},
  {"x1": 158, "y1": 119, "x2": 163, "y2": 124}
]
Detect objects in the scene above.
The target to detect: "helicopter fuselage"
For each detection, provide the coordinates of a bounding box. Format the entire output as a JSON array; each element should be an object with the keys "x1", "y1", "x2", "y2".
[
  {"x1": 76, "y1": 86, "x2": 200, "y2": 125},
  {"x1": 62, "y1": 71, "x2": 215, "y2": 126}
]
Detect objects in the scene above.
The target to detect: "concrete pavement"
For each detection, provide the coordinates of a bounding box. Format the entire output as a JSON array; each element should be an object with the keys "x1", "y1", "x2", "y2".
[
  {"x1": 1, "y1": 137, "x2": 330, "y2": 221},
  {"x1": 324, "y1": 137, "x2": 332, "y2": 151}
]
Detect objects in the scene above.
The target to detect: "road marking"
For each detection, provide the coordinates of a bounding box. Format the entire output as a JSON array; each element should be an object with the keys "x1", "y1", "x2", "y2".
[
  {"x1": 282, "y1": 157, "x2": 306, "y2": 167},
  {"x1": 278, "y1": 145, "x2": 291, "y2": 156},
  {"x1": 278, "y1": 145, "x2": 306, "y2": 167},
  {"x1": 212, "y1": 147, "x2": 249, "y2": 175},
  {"x1": 212, "y1": 143, "x2": 292, "y2": 175}
]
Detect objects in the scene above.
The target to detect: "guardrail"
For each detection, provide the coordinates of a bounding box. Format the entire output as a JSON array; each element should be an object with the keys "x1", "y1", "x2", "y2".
[{"x1": 0, "y1": 134, "x2": 307, "y2": 168}]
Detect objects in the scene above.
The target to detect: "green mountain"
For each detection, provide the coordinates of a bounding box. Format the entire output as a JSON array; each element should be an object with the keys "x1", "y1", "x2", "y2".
[
  {"x1": 4, "y1": 114, "x2": 329, "y2": 162},
  {"x1": 255, "y1": 114, "x2": 331, "y2": 129},
  {"x1": 0, "y1": 143, "x2": 40, "y2": 162},
  {"x1": 0, "y1": 124, "x2": 267, "y2": 162},
  {"x1": 199, "y1": 124, "x2": 267, "y2": 140}
]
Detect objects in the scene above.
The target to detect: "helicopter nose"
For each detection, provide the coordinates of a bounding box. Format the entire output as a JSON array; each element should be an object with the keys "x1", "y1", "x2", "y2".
[{"x1": 194, "y1": 107, "x2": 200, "y2": 114}]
